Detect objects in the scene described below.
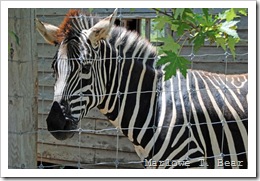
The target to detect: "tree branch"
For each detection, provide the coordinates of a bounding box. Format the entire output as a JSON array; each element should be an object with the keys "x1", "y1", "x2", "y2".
[{"x1": 151, "y1": 8, "x2": 172, "y2": 18}]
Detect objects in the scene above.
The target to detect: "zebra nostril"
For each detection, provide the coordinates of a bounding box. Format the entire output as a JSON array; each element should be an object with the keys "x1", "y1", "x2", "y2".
[
  {"x1": 60, "y1": 105, "x2": 66, "y2": 112},
  {"x1": 59, "y1": 101, "x2": 69, "y2": 116}
]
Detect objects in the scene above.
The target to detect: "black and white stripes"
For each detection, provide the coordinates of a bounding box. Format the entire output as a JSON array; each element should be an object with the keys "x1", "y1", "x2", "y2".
[{"x1": 44, "y1": 9, "x2": 248, "y2": 168}]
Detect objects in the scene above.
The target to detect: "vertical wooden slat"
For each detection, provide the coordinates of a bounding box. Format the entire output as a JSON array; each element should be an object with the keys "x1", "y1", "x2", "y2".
[
  {"x1": 145, "y1": 18, "x2": 151, "y2": 41},
  {"x1": 8, "y1": 8, "x2": 38, "y2": 169},
  {"x1": 164, "y1": 23, "x2": 172, "y2": 37}
]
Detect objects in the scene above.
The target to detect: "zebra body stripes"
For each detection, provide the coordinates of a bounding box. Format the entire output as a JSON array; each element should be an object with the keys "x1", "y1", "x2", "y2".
[{"x1": 36, "y1": 9, "x2": 248, "y2": 169}]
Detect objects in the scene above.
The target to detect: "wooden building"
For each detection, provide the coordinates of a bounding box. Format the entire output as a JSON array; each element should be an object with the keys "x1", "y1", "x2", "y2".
[{"x1": 8, "y1": 8, "x2": 248, "y2": 169}]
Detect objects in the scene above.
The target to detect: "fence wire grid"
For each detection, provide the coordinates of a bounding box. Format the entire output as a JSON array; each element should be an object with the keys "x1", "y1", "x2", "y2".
[{"x1": 8, "y1": 8, "x2": 248, "y2": 169}]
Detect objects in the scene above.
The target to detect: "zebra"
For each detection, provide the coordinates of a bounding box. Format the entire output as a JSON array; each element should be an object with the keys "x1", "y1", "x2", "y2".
[{"x1": 36, "y1": 9, "x2": 248, "y2": 169}]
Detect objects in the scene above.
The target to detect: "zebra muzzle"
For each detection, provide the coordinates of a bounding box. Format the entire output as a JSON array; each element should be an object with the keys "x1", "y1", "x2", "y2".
[{"x1": 46, "y1": 101, "x2": 78, "y2": 140}]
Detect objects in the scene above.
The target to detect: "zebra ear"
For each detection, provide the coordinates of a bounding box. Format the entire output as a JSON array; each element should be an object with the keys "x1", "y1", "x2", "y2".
[
  {"x1": 35, "y1": 18, "x2": 60, "y2": 46},
  {"x1": 86, "y1": 8, "x2": 118, "y2": 46}
]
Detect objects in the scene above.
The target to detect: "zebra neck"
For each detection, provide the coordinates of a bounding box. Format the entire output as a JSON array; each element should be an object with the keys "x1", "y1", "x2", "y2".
[
  {"x1": 97, "y1": 48, "x2": 161, "y2": 145},
  {"x1": 96, "y1": 27, "x2": 165, "y2": 145}
]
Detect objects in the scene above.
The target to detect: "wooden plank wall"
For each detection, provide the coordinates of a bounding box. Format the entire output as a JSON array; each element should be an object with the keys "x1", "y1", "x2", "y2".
[
  {"x1": 8, "y1": 9, "x2": 38, "y2": 169},
  {"x1": 35, "y1": 8, "x2": 248, "y2": 169}
]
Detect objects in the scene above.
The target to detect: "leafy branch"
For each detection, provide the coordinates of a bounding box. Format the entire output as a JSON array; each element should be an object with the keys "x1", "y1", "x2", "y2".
[{"x1": 152, "y1": 8, "x2": 247, "y2": 80}]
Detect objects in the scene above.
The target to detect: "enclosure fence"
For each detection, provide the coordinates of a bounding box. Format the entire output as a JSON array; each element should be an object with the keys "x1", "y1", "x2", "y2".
[{"x1": 8, "y1": 8, "x2": 248, "y2": 169}]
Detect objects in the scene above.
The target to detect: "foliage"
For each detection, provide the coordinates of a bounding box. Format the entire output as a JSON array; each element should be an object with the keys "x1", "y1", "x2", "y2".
[
  {"x1": 152, "y1": 8, "x2": 247, "y2": 80},
  {"x1": 157, "y1": 51, "x2": 190, "y2": 80}
]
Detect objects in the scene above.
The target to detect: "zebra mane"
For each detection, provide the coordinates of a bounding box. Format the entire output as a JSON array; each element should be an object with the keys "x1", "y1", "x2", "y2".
[
  {"x1": 57, "y1": 9, "x2": 100, "y2": 43},
  {"x1": 109, "y1": 26, "x2": 157, "y2": 63}
]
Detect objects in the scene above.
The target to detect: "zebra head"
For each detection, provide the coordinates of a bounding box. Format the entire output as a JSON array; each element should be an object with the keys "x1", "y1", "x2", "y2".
[{"x1": 36, "y1": 9, "x2": 118, "y2": 140}]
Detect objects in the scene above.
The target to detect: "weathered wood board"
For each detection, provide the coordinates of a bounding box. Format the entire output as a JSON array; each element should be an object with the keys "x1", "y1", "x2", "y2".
[{"x1": 8, "y1": 9, "x2": 38, "y2": 169}]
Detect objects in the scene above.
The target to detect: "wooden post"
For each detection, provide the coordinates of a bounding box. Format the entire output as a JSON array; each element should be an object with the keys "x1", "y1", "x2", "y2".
[
  {"x1": 8, "y1": 9, "x2": 38, "y2": 169},
  {"x1": 145, "y1": 19, "x2": 151, "y2": 41}
]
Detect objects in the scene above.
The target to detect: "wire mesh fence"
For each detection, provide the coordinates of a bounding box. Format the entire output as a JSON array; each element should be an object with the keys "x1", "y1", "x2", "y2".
[{"x1": 8, "y1": 8, "x2": 248, "y2": 169}]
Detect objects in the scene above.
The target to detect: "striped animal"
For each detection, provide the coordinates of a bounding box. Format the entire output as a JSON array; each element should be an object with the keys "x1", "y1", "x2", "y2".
[{"x1": 36, "y1": 9, "x2": 248, "y2": 168}]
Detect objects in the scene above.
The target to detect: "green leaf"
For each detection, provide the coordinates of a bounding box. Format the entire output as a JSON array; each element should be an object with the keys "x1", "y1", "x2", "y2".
[
  {"x1": 157, "y1": 36, "x2": 180, "y2": 54},
  {"x1": 182, "y1": 8, "x2": 194, "y2": 19},
  {"x1": 174, "y1": 8, "x2": 185, "y2": 19},
  {"x1": 170, "y1": 22, "x2": 179, "y2": 31},
  {"x1": 202, "y1": 8, "x2": 209, "y2": 21},
  {"x1": 227, "y1": 37, "x2": 239, "y2": 58},
  {"x1": 177, "y1": 22, "x2": 190, "y2": 36},
  {"x1": 237, "y1": 8, "x2": 247, "y2": 16},
  {"x1": 153, "y1": 16, "x2": 172, "y2": 31},
  {"x1": 216, "y1": 37, "x2": 227, "y2": 51},
  {"x1": 195, "y1": 14, "x2": 206, "y2": 25},
  {"x1": 193, "y1": 33, "x2": 205, "y2": 52},
  {"x1": 184, "y1": 14, "x2": 197, "y2": 26},
  {"x1": 219, "y1": 21, "x2": 239, "y2": 38},
  {"x1": 218, "y1": 12, "x2": 226, "y2": 20},
  {"x1": 226, "y1": 8, "x2": 237, "y2": 21},
  {"x1": 157, "y1": 51, "x2": 190, "y2": 80}
]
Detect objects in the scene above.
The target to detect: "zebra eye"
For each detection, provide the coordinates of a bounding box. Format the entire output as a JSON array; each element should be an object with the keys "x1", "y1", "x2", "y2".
[
  {"x1": 82, "y1": 63, "x2": 91, "y2": 74},
  {"x1": 51, "y1": 59, "x2": 58, "y2": 79}
]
